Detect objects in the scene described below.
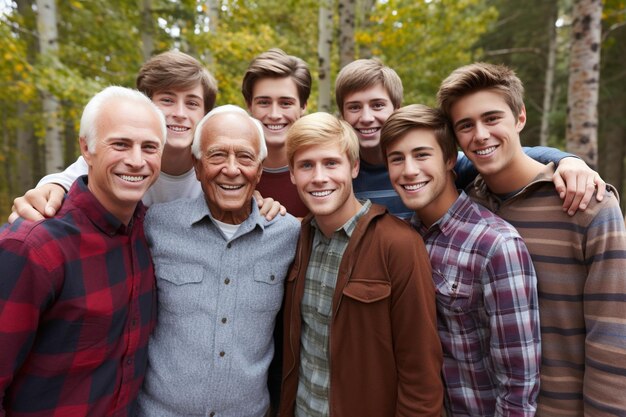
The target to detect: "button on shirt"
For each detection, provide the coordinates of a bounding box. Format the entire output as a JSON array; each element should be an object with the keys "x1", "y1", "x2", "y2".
[
  {"x1": 137, "y1": 195, "x2": 300, "y2": 417},
  {"x1": 412, "y1": 191, "x2": 540, "y2": 416},
  {"x1": 296, "y1": 200, "x2": 371, "y2": 417},
  {"x1": 0, "y1": 175, "x2": 156, "y2": 417}
]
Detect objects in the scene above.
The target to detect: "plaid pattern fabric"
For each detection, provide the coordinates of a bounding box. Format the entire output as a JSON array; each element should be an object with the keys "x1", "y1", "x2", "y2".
[
  {"x1": 0, "y1": 176, "x2": 156, "y2": 417},
  {"x1": 413, "y1": 192, "x2": 540, "y2": 416},
  {"x1": 295, "y1": 201, "x2": 370, "y2": 417}
]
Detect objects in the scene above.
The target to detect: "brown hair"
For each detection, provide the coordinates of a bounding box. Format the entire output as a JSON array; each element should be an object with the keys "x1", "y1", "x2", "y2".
[
  {"x1": 437, "y1": 62, "x2": 525, "y2": 120},
  {"x1": 286, "y1": 112, "x2": 359, "y2": 167},
  {"x1": 136, "y1": 50, "x2": 218, "y2": 114},
  {"x1": 380, "y1": 104, "x2": 457, "y2": 165},
  {"x1": 335, "y1": 59, "x2": 403, "y2": 115},
  {"x1": 241, "y1": 48, "x2": 311, "y2": 108}
]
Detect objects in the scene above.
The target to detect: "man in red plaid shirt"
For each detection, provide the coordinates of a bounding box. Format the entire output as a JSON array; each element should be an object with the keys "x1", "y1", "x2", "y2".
[{"x1": 0, "y1": 86, "x2": 166, "y2": 416}]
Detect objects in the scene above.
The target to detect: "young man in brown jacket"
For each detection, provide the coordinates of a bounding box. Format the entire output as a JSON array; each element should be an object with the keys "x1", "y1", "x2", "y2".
[{"x1": 280, "y1": 112, "x2": 443, "y2": 417}]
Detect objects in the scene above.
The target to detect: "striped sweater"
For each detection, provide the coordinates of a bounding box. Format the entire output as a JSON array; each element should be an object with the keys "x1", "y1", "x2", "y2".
[{"x1": 468, "y1": 163, "x2": 626, "y2": 417}]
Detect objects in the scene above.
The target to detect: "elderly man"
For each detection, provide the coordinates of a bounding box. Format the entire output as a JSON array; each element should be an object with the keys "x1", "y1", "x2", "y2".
[
  {"x1": 0, "y1": 86, "x2": 166, "y2": 416},
  {"x1": 137, "y1": 105, "x2": 300, "y2": 417}
]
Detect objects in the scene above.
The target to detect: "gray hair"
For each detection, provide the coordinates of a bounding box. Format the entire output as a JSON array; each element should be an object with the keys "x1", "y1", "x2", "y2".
[
  {"x1": 191, "y1": 104, "x2": 267, "y2": 161},
  {"x1": 79, "y1": 86, "x2": 167, "y2": 153}
]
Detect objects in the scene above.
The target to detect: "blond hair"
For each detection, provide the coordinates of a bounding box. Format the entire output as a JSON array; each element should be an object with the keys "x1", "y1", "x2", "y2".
[{"x1": 286, "y1": 112, "x2": 359, "y2": 167}]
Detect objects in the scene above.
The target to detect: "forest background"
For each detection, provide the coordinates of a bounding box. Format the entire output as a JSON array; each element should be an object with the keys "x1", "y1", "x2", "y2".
[{"x1": 1, "y1": 0, "x2": 625, "y2": 220}]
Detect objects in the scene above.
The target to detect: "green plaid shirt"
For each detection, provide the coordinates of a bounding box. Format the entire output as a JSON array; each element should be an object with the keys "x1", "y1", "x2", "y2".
[{"x1": 295, "y1": 200, "x2": 371, "y2": 417}]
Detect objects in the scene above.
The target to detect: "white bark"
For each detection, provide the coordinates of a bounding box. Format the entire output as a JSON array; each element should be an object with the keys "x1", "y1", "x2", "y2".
[
  {"x1": 318, "y1": 0, "x2": 333, "y2": 112},
  {"x1": 36, "y1": 0, "x2": 63, "y2": 173},
  {"x1": 566, "y1": 0, "x2": 602, "y2": 169}
]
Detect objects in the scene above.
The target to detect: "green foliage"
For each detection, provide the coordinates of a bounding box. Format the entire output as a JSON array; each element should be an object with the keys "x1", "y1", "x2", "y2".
[{"x1": 360, "y1": 0, "x2": 498, "y2": 106}]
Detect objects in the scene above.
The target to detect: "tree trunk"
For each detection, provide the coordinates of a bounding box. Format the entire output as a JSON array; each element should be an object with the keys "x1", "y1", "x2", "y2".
[
  {"x1": 317, "y1": 0, "x2": 333, "y2": 112},
  {"x1": 338, "y1": 0, "x2": 356, "y2": 68},
  {"x1": 539, "y1": 2, "x2": 558, "y2": 147},
  {"x1": 141, "y1": 0, "x2": 154, "y2": 61},
  {"x1": 15, "y1": 0, "x2": 36, "y2": 192},
  {"x1": 358, "y1": 0, "x2": 377, "y2": 58},
  {"x1": 36, "y1": 0, "x2": 63, "y2": 174},
  {"x1": 565, "y1": 0, "x2": 602, "y2": 169}
]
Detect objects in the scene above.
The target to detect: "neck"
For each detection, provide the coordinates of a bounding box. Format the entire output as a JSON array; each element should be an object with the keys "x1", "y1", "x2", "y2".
[
  {"x1": 483, "y1": 152, "x2": 545, "y2": 194},
  {"x1": 161, "y1": 145, "x2": 194, "y2": 176},
  {"x1": 417, "y1": 175, "x2": 459, "y2": 228},
  {"x1": 263, "y1": 144, "x2": 289, "y2": 169},
  {"x1": 315, "y1": 196, "x2": 363, "y2": 238},
  {"x1": 87, "y1": 182, "x2": 134, "y2": 226},
  {"x1": 360, "y1": 146, "x2": 384, "y2": 166}
]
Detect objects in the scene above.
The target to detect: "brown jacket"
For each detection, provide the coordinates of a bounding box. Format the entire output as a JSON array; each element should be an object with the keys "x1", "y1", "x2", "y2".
[{"x1": 279, "y1": 204, "x2": 443, "y2": 417}]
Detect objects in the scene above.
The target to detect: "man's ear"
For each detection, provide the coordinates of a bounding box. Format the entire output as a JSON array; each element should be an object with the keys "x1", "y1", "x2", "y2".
[
  {"x1": 193, "y1": 155, "x2": 202, "y2": 181},
  {"x1": 351, "y1": 158, "x2": 360, "y2": 179},
  {"x1": 516, "y1": 105, "x2": 527, "y2": 132},
  {"x1": 79, "y1": 137, "x2": 93, "y2": 166},
  {"x1": 300, "y1": 102, "x2": 307, "y2": 116}
]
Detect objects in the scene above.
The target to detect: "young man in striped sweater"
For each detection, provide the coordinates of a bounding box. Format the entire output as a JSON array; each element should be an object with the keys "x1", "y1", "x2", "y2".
[{"x1": 438, "y1": 62, "x2": 626, "y2": 416}]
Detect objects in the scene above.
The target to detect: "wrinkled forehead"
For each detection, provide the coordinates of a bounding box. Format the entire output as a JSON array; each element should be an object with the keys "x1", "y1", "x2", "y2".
[{"x1": 201, "y1": 112, "x2": 260, "y2": 148}]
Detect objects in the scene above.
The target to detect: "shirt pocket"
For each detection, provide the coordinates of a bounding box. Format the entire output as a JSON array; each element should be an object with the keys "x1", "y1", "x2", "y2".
[
  {"x1": 432, "y1": 264, "x2": 475, "y2": 314},
  {"x1": 342, "y1": 279, "x2": 391, "y2": 304},
  {"x1": 247, "y1": 263, "x2": 287, "y2": 313},
  {"x1": 155, "y1": 263, "x2": 208, "y2": 315}
]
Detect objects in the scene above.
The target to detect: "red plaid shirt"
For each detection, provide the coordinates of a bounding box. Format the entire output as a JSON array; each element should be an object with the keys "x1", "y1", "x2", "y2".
[{"x1": 0, "y1": 176, "x2": 156, "y2": 417}]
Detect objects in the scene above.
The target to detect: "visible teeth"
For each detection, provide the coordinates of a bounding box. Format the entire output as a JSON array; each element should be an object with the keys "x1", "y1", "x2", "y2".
[
  {"x1": 168, "y1": 125, "x2": 189, "y2": 132},
  {"x1": 120, "y1": 175, "x2": 144, "y2": 182},
  {"x1": 403, "y1": 182, "x2": 426, "y2": 191},
  {"x1": 266, "y1": 124, "x2": 287, "y2": 131},
  {"x1": 475, "y1": 146, "x2": 497, "y2": 155},
  {"x1": 311, "y1": 190, "x2": 332, "y2": 197},
  {"x1": 220, "y1": 184, "x2": 243, "y2": 190},
  {"x1": 359, "y1": 128, "x2": 379, "y2": 134}
]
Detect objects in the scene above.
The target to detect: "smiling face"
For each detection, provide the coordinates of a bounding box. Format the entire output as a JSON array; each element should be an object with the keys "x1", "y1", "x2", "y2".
[
  {"x1": 152, "y1": 83, "x2": 205, "y2": 151},
  {"x1": 342, "y1": 83, "x2": 395, "y2": 150},
  {"x1": 248, "y1": 77, "x2": 305, "y2": 150},
  {"x1": 450, "y1": 89, "x2": 526, "y2": 181},
  {"x1": 386, "y1": 128, "x2": 458, "y2": 227},
  {"x1": 193, "y1": 112, "x2": 263, "y2": 224},
  {"x1": 81, "y1": 99, "x2": 163, "y2": 224},
  {"x1": 290, "y1": 142, "x2": 361, "y2": 235}
]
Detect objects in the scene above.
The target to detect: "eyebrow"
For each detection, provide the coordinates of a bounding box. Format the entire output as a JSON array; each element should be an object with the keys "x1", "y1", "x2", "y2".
[
  {"x1": 157, "y1": 91, "x2": 203, "y2": 101},
  {"x1": 453, "y1": 110, "x2": 505, "y2": 130},
  {"x1": 387, "y1": 145, "x2": 435, "y2": 157},
  {"x1": 253, "y1": 95, "x2": 297, "y2": 101}
]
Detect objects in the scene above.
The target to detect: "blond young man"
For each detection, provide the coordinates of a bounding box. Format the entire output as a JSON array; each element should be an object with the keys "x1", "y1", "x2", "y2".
[
  {"x1": 280, "y1": 112, "x2": 443, "y2": 417},
  {"x1": 335, "y1": 58, "x2": 606, "y2": 219},
  {"x1": 438, "y1": 62, "x2": 626, "y2": 415}
]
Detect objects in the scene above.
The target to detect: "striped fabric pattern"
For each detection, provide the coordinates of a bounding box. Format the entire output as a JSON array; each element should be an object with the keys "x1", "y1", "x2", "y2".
[{"x1": 469, "y1": 165, "x2": 626, "y2": 416}]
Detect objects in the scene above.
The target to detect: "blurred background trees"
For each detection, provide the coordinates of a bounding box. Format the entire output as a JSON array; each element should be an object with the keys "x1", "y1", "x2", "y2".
[{"x1": 1, "y1": 0, "x2": 624, "y2": 218}]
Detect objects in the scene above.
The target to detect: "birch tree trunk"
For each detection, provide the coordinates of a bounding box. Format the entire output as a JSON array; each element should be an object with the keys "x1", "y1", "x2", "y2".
[
  {"x1": 566, "y1": 0, "x2": 602, "y2": 169},
  {"x1": 36, "y1": 0, "x2": 63, "y2": 174},
  {"x1": 318, "y1": 0, "x2": 333, "y2": 112},
  {"x1": 339, "y1": 0, "x2": 356, "y2": 68},
  {"x1": 539, "y1": 2, "x2": 558, "y2": 147},
  {"x1": 16, "y1": 0, "x2": 36, "y2": 190}
]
